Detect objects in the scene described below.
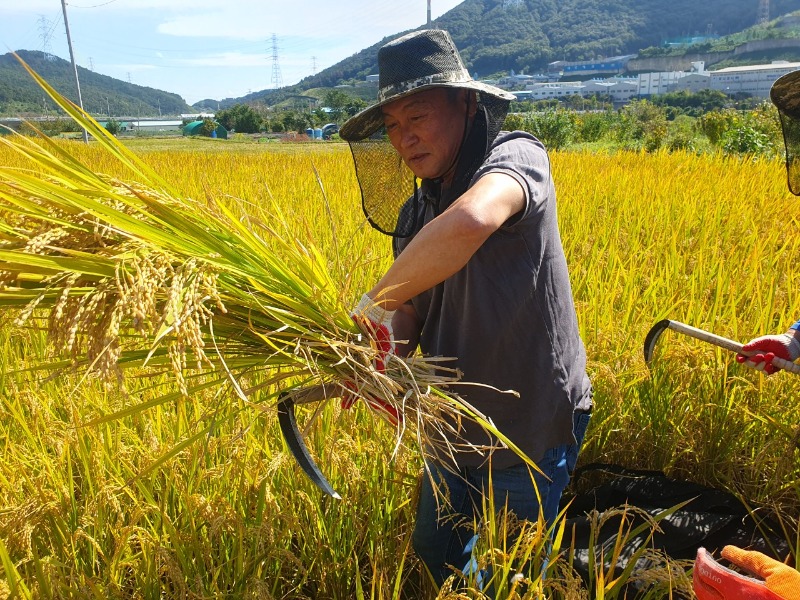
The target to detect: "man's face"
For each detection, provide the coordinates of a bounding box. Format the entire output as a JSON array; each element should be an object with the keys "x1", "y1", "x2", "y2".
[{"x1": 381, "y1": 88, "x2": 468, "y2": 181}]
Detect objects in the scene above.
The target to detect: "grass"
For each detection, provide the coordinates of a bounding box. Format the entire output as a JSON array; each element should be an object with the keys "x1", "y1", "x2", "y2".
[{"x1": 1, "y1": 124, "x2": 799, "y2": 597}]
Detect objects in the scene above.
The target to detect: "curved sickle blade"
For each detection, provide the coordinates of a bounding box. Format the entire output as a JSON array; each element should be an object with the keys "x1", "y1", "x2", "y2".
[
  {"x1": 644, "y1": 318, "x2": 800, "y2": 375},
  {"x1": 278, "y1": 386, "x2": 341, "y2": 499},
  {"x1": 644, "y1": 319, "x2": 672, "y2": 366}
]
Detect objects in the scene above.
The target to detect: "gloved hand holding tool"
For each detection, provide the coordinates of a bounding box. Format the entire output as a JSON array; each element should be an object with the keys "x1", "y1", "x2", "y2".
[
  {"x1": 736, "y1": 331, "x2": 800, "y2": 375},
  {"x1": 643, "y1": 319, "x2": 800, "y2": 376},
  {"x1": 341, "y1": 293, "x2": 402, "y2": 425},
  {"x1": 693, "y1": 546, "x2": 800, "y2": 600},
  {"x1": 350, "y1": 292, "x2": 396, "y2": 372},
  {"x1": 278, "y1": 294, "x2": 404, "y2": 499}
]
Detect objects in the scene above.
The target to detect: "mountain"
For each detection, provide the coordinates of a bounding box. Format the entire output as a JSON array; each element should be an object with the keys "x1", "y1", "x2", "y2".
[
  {"x1": 219, "y1": 0, "x2": 800, "y2": 109},
  {"x1": 6, "y1": 1, "x2": 800, "y2": 115},
  {"x1": 0, "y1": 50, "x2": 193, "y2": 118}
]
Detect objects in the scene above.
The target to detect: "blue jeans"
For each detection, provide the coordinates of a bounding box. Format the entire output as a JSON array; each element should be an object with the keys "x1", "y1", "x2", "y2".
[{"x1": 411, "y1": 410, "x2": 591, "y2": 587}]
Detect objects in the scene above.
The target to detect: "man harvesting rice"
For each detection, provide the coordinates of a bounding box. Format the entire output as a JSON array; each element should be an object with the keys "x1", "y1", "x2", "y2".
[{"x1": 339, "y1": 29, "x2": 593, "y2": 586}]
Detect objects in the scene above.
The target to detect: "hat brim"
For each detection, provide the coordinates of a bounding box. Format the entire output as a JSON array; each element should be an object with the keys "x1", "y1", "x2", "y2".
[
  {"x1": 339, "y1": 81, "x2": 515, "y2": 142},
  {"x1": 771, "y1": 70, "x2": 800, "y2": 117}
]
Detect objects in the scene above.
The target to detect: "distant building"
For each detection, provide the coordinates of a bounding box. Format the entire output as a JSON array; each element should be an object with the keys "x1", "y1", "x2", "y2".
[
  {"x1": 129, "y1": 119, "x2": 184, "y2": 132},
  {"x1": 517, "y1": 82, "x2": 584, "y2": 100},
  {"x1": 183, "y1": 120, "x2": 228, "y2": 139},
  {"x1": 663, "y1": 35, "x2": 719, "y2": 48},
  {"x1": 709, "y1": 61, "x2": 800, "y2": 98},
  {"x1": 358, "y1": 53, "x2": 800, "y2": 106},
  {"x1": 671, "y1": 73, "x2": 712, "y2": 93},
  {"x1": 548, "y1": 55, "x2": 636, "y2": 77},
  {"x1": 638, "y1": 71, "x2": 686, "y2": 96},
  {"x1": 583, "y1": 77, "x2": 638, "y2": 102},
  {"x1": 497, "y1": 72, "x2": 537, "y2": 88},
  {"x1": 181, "y1": 113, "x2": 215, "y2": 120},
  {"x1": 639, "y1": 61, "x2": 708, "y2": 96}
]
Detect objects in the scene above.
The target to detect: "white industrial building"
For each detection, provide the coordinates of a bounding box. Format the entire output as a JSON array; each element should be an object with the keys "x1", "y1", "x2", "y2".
[
  {"x1": 709, "y1": 61, "x2": 800, "y2": 97},
  {"x1": 362, "y1": 58, "x2": 800, "y2": 105},
  {"x1": 517, "y1": 82, "x2": 583, "y2": 100},
  {"x1": 671, "y1": 72, "x2": 712, "y2": 93},
  {"x1": 582, "y1": 77, "x2": 639, "y2": 102}
]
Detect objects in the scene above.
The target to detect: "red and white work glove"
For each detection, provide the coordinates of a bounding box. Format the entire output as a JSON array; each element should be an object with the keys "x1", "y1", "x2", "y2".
[
  {"x1": 694, "y1": 546, "x2": 800, "y2": 600},
  {"x1": 340, "y1": 293, "x2": 401, "y2": 425},
  {"x1": 350, "y1": 293, "x2": 396, "y2": 373},
  {"x1": 736, "y1": 333, "x2": 800, "y2": 375}
]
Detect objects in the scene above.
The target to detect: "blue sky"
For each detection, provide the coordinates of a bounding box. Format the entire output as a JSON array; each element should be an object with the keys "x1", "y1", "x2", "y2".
[{"x1": 1, "y1": 1, "x2": 464, "y2": 105}]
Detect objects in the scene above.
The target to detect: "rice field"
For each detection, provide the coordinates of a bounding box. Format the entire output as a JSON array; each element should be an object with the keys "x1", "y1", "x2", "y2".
[{"x1": 1, "y1": 135, "x2": 799, "y2": 598}]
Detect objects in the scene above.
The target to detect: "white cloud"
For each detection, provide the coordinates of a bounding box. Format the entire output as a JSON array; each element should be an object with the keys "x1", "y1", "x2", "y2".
[{"x1": 172, "y1": 52, "x2": 269, "y2": 68}]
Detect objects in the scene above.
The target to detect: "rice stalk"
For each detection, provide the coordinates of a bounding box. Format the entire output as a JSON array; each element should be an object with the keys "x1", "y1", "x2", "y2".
[{"x1": 0, "y1": 55, "x2": 538, "y2": 490}]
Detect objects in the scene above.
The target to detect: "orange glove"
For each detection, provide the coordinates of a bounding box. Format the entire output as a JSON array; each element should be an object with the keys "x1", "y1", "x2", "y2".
[
  {"x1": 722, "y1": 545, "x2": 800, "y2": 600},
  {"x1": 694, "y1": 546, "x2": 799, "y2": 600}
]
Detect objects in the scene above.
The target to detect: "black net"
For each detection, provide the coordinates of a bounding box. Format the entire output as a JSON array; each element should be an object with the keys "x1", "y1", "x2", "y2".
[
  {"x1": 349, "y1": 136, "x2": 418, "y2": 237},
  {"x1": 347, "y1": 92, "x2": 510, "y2": 238},
  {"x1": 778, "y1": 110, "x2": 800, "y2": 196},
  {"x1": 770, "y1": 70, "x2": 800, "y2": 196}
]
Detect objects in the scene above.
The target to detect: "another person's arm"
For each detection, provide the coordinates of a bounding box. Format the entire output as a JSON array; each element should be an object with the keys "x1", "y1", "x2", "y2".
[{"x1": 736, "y1": 320, "x2": 800, "y2": 374}]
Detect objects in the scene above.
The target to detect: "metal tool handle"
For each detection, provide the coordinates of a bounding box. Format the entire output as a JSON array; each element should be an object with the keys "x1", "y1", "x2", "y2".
[
  {"x1": 666, "y1": 320, "x2": 800, "y2": 375},
  {"x1": 282, "y1": 384, "x2": 334, "y2": 405}
]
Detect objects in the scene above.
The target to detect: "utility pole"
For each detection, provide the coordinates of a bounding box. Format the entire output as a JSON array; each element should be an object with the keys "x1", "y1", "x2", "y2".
[
  {"x1": 60, "y1": 0, "x2": 88, "y2": 143},
  {"x1": 427, "y1": 0, "x2": 431, "y2": 26}
]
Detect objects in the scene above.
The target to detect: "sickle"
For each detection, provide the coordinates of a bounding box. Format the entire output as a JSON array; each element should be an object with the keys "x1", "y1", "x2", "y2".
[
  {"x1": 643, "y1": 319, "x2": 800, "y2": 375},
  {"x1": 277, "y1": 385, "x2": 341, "y2": 499}
]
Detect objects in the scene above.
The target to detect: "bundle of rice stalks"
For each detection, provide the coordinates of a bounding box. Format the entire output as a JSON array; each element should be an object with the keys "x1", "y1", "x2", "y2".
[{"x1": 0, "y1": 57, "x2": 534, "y2": 492}]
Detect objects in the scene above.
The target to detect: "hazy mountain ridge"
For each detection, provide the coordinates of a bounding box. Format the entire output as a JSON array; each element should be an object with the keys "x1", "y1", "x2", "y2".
[
  {"x1": 0, "y1": 50, "x2": 193, "y2": 118},
  {"x1": 4, "y1": 0, "x2": 800, "y2": 116},
  {"x1": 207, "y1": 0, "x2": 800, "y2": 110}
]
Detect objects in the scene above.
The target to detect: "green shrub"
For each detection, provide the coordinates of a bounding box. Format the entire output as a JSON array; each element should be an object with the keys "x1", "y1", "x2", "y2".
[{"x1": 522, "y1": 109, "x2": 576, "y2": 150}]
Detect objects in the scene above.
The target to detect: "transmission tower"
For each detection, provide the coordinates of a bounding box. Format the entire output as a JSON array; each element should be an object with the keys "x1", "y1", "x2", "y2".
[
  {"x1": 271, "y1": 34, "x2": 283, "y2": 89},
  {"x1": 38, "y1": 15, "x2": 54, "y2": 60},
  {"x1": 758, "y1": 0, "x2": 770, "y2": 24}
]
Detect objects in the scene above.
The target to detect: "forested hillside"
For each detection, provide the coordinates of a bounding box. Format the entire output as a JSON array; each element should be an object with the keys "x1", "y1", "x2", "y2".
[
  {"x1": 301, "y1": 0, "x2": 800, "y2": 87},
  {"x1": 6, "y1": 0, "x2": 800, "y2": 114},
  {"x1": 0, "y1": 50, "x2": 192, "y2": 117}
]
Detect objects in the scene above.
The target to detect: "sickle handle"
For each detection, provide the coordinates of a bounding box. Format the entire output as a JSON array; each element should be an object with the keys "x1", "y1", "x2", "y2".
[{"x1": 646, "y1": 319, "x2": 800, "y2": 375}]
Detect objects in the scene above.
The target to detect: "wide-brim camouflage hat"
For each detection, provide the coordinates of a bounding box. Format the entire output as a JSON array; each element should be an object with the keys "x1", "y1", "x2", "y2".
[
  {"x1": 771, "y1": 69, "x2": 800, "y2": 195},
  {"x1": 339, "y1": 29, "x2": 515, "y2": 142}
]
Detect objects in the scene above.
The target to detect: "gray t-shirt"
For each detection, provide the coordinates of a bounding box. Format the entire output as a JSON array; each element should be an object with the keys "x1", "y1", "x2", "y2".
[{"x1": 394, "y1": 131, "x2": 592, "y2": 469}]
